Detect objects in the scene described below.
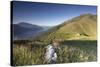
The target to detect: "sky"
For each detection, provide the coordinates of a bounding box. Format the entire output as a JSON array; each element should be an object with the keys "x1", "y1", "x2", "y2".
[{"x1": 12, "y1": 1, "x2": 97, "y2": 26}]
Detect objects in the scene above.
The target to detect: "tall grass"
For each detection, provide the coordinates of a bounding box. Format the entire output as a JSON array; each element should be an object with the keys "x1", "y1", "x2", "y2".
[{"x1": 12, "y1": 40, "x2": 97, "y2": 66}]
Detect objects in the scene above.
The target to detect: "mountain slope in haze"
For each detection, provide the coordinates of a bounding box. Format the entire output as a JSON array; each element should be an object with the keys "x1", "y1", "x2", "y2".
[
  {"x1": 35, "y1": 14, "x2": 97, "y2": 42},
  {"x1": 13, "y1": 22, "x2": 44, "y2": 40}
]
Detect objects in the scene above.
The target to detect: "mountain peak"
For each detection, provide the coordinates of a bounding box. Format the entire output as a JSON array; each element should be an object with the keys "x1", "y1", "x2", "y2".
[
  {"x1": 79, "y1": 13, "x2": 96, "y2": 16},
  {"x1": 18, "y1": 22, "x2": 28, "y2": 24},
  {"x1": 64, "y1": 13, "x2": 97, "y2": 23},
  {"x1": 17, "y1": 22, "x2": 42, "y2": 29},
  {"x1": 18, "y1": 22, "x2": 33, "y2": 26},
  {"x1": 79, "y1": 13, "x2": 96, "y2": 18}
]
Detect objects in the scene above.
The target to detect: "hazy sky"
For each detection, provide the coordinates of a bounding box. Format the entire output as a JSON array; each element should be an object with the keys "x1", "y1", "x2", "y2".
[{"x1": 12, "y1": 1, "x2": 97, "y2": 26}]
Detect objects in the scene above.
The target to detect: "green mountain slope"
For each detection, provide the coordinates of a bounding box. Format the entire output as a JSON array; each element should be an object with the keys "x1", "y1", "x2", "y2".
[{"x1": 34, "y1": 14, "x2": 97, "y2": 43}]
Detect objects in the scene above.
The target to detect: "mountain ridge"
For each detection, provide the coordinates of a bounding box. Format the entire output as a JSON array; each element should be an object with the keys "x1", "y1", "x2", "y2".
[
  {"x1": 13, "y1": 22, "x2": 45, "y2": 40},
  {"x1": 33, "y1": 14, "x2": 97, "y2": 42}
]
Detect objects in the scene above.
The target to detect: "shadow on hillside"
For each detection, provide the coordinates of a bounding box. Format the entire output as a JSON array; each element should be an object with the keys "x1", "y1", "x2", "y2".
[{"x1": 61, "y1": 40, "x2": 97, "y2": 46}]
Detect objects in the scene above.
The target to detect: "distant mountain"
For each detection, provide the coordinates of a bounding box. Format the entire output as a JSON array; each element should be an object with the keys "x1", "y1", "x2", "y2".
[
  {"x1": 34, "y1": 14, "x2": 97, "y2": 42},
  {"x1": 17, "y1": 22, "x2": 43, "y2": 29},
  {"x1": 13, "y1": 22, "x2": 46, "y2": 40},
  {"x1": 42, "y1": 26, "x2": 53, "y2": 31}
]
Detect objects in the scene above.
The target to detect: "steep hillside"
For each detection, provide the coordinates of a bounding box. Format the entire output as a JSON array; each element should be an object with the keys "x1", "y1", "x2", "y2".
[{"x1": 34, "y1": 14, "x2": 97, "y2": 42}]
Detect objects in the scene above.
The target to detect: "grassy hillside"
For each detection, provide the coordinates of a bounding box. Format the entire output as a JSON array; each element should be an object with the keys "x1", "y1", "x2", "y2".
[
  {"x1": 58, "y1": 14, "x2": 97, "y2": 36},
  {"x1": 33, "y1": 14, "x2": 97, "y2": 43}
]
